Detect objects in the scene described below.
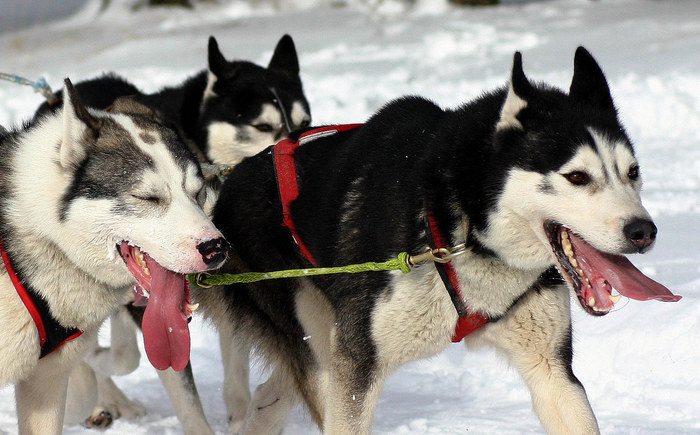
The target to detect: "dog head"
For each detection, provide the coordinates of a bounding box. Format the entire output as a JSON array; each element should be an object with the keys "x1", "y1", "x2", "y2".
[
  {"x1": 198, "y1": 35, "x2": 311, "y2": 165},
  {"x1": 474, "y1": 48, "x2": 679, "y2": 314},
  {"x1": 58, "y1": 79, "x2": 229, "y2": 370}
]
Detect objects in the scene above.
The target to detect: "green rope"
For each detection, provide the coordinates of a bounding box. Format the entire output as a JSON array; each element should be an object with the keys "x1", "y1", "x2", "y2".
[{"x1": 188, "y1": 252, "x2": 412, "y2": 288}]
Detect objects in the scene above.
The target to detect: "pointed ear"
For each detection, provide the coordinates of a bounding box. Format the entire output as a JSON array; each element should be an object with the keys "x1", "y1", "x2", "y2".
[
  {"x1": 569, "y1": 47, "x2": 615, "y2": 111},
  {"x1": 268, "y1": 34, "x2": 300, "y2": 76},
  {"x1": 208, "y1": 36, "x2": 233, "y2": 79},
  {"x1": 61, "y1": 78, "x2": 100, "y2": 169},
  {"x1": 497, "y1": 52, "x2": 531, "y2": 131}
]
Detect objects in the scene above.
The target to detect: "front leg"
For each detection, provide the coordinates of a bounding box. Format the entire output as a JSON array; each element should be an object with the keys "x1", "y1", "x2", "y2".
[
  {"x1": 470, "y1": 283, "x2": 600, "y2": 435},
  {"x1": 15, "y1": 359, "x2": 72, "y2": 435}
]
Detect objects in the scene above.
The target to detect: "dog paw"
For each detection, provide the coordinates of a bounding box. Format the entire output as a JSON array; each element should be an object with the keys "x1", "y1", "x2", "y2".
[{"x1": 83, "y1": 410, "x2": 113, "y2": 429}]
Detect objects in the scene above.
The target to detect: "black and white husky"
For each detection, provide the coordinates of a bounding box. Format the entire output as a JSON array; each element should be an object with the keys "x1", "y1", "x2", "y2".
[
  {"x1": 199, "y1": 47, "x2": 680, "y2": 434},
  {"x1": 0, "y1": 80, "x2": 228, "y2": 434},
  {"x1": 36, "y1": 34, "x2": 311, "y2": 166},
  {"x1": 34, "y1": 35, "x2": 311, "y2": 432}
]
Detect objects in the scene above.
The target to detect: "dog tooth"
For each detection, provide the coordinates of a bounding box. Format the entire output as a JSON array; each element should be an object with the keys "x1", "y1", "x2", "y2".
[
  {"x1": 187, "y1": 303, "x2": 199, "y2": 312},
  {"x1": 609, "y1": 294, "x2": 622, "y2": 304},
  {"x1": 576, "y1": 268, "x2": 585, "y2": 277},
  {"x1": 569, "y1": 257, "x2": 578, "y2": 268},
  {"x1": 588, "y1": 296, "x2": 596, "y2": 307}
]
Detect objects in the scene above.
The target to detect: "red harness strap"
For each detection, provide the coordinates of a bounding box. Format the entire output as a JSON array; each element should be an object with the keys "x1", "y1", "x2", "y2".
[
  {"x1": 426, "y1": 214, "x2": 489, "y2": 342},
  {"x1": 273, "y1": 124, "x2": 362, "y2": 266},
  {"x1": 0, "y1": 237, "x2": 83, "y2": 358},
  {"x1": 272, "y1": 124, "x2": 487, "y2": 342}
]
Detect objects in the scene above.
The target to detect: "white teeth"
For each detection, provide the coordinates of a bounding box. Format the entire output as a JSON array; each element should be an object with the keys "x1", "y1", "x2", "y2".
[
  {"x1": 187, "y1": 303, "x2": 199, "y2": 313},
  {"x1": 588, "y1": 296, "x2": 596, "y2": 307},
  {"x1": 609, "y1": 293, "x2": 622, "y2": 304}
]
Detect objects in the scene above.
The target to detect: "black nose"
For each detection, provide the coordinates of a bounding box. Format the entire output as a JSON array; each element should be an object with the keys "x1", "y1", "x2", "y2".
[
  {"x1": 623, "y1": 218, "x2": 657, "y2": 253},
  {"x1": 197, "y1": 237, "x2": 230, "y2": 268}
]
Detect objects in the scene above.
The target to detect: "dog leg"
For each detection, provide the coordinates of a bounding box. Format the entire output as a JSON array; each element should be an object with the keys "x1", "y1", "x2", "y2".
[
  {"x1": 87, "y1": 307, "x2": 141, "y2": 376},
  {"x1": 470, "y1": 284, "x2": 600, "y2": 435},
  {"x1": 238, "y1": 367, "x2": 300, "y2": 435},
  {"x1": 15, "y1": 360, "x2": 71, "y2": 434},
  {"x1": 85, "y1": 372, "x2": 146, "y2": 429},
  {"x1": 64, "y1": 362, "x2": 97, "y2": 425},
  {"x1": 157, "y1": 363, "x2": 214, "y2": 435},
  {"x1": 219, "y1": 329, "x2": 251, "y2": 432}
]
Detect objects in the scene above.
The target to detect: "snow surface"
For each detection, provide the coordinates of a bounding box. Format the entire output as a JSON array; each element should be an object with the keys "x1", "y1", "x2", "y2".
[{"x1": 1, "y1": 0, "x2": 699, "y2": 433}]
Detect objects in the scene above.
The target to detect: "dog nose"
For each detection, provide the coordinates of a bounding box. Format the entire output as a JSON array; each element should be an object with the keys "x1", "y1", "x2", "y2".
[
  {"x1": 197, "y1": 237, "x2": 230, "y2": 269},
  {"x1": 623, "y1": 218, "x2": 657, "y2": 253}
]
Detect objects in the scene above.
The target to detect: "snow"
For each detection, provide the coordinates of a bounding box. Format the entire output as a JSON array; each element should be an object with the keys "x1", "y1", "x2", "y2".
[{"x1": 1, "y1": 0, "x2": 699, "y2": 433}]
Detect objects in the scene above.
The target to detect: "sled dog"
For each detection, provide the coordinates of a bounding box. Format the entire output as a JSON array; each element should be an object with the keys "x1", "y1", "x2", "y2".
[
  {"x1": 36, "y1": 34, "x2": 311, "y2": 166},
  {"x1": 36, "y1": 34, "x2": 311, "y2": 432},
  {"x1": 199, "y1": 47, "x2": 680, "y2": 434},
  {"x1": 0, "y1": 80, "x2": 229, "y2": 434}
]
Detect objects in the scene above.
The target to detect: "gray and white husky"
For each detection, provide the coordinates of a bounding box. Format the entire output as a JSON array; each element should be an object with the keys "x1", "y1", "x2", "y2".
[
  {"x1": 0, "y1": 80, "x2": 228, "y2": 434},
  {"x1": 200, "y1": 47, "x2": 680, "y2": 434}
]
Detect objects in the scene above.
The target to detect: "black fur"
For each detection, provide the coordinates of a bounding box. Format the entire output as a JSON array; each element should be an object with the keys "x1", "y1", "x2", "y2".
[
  {"x1": 34, "y1": 35, "x2": 309, "y2": 163},
  {"x1": 209, "y1": 47, "x2": 627, "y2": 429}
]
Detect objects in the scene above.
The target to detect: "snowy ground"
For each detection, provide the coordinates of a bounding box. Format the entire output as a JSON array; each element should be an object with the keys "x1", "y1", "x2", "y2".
[{"x1": 1, "y1": 0, "x2": 699, "y2": 433}]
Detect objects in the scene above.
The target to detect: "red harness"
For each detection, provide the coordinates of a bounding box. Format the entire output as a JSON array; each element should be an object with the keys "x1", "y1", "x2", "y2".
[
  {"x1": 0, "y1": 237, "x2": 83, "y2": 358},
  {"x1": 272, "y1": 124, "x2": 488, "y2": 342}
]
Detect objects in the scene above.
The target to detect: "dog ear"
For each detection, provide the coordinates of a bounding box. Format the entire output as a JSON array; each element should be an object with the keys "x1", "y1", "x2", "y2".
[
  {"x1": 208, "y1": 36, "x2": 235, "y2": 79},
  {"x1": 268, "y1": 34, "x2": 300, "y2": 76},
  {"x1": 497, "y1": 52, "x2": 531, "y2": 131},
  {"x1": 61, "y1": 78, "x2": 100, "y2": 169},
  {"x1": 569, "y1": 47, "x2": 615, "y2": 112}
]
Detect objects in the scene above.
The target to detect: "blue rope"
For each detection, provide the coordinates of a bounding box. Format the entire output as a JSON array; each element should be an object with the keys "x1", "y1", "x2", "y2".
[{"x1": 0, "y1": 72, "x2": 58, "y2": 105}]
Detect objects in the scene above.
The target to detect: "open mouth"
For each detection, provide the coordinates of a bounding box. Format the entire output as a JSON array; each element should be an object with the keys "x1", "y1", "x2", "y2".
[
  {"x1": 545, "y1": 222, "x2": 681, "y2": 316},
  {"x1": 117, "y1": 241, "x2": 198, "y2": 371}
]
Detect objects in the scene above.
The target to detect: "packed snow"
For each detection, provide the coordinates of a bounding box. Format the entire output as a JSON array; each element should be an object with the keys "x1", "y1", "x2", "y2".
[{"x1": 1, "y1": 0, "x2": 699, "y2": 433}]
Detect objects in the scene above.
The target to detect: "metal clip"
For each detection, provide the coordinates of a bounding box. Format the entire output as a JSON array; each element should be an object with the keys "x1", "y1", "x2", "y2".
[
  {"x1": 193, "y1": 272, "x2": 213, "y2": 289},
  {"x1": 408, "y1": 243, "x2": 467, "y2": 267}
]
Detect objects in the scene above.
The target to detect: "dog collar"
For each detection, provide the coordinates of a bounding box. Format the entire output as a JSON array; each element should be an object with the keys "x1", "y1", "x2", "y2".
[
  {"x1": 272, "y1": 124, "x2": 487, "y2": 342},
  {"x1": 0, "y1": 236, "x2": 83, "y2": 358}
]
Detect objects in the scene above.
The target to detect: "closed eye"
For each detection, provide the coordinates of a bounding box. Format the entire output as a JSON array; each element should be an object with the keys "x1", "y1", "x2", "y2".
[{"x1": 132, "y1": 194, "x2": 161, "y2": 204}]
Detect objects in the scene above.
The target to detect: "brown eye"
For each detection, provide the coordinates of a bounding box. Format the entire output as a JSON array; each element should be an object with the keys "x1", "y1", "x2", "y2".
[
  {"x1": 628, "y1": 165, "x2": 640, "y2": 180},
  {"x1": 254, "y1": 123, "x2": 273, "y2": 133},
  {"x1": 564, "y1": 171, "x2": 590, "y2": 186}
]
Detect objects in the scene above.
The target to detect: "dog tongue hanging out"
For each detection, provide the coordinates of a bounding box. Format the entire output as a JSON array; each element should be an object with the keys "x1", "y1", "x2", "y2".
[{"x1": 119, "y1": 242, "x2": 224, "y2": 371}]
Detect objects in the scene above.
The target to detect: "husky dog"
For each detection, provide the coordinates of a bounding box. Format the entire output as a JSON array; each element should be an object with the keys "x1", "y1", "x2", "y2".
[
  {"x1": 0, "y1": 80, "x2": 228, "y2": 434},
  {"x1": 34, "y1": 35, "x2": 311, "y2": 432},
  {"x1": 199, "y1": 47, "x2": 680, "y2": 434},
  {"x1": 36, "y1": 34, "x2": 311, "y2": 166}
]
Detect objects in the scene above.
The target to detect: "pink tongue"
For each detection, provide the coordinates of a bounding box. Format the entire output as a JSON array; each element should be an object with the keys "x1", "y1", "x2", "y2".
[
  {"x1": 141, "y1": 258, "x2": 191, "y2": 372},
  {"x1": 568, "y1": 233, "x2": 681, "y2": 302}
]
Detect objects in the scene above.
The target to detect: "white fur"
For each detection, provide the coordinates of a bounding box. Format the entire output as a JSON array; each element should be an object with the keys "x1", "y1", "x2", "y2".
[
  {"x1": 497, "y1": 82, "x2": 527, "y2": 131},
  {"x1": 0, "y1": 91, "x2": 224, "y2": 434}
]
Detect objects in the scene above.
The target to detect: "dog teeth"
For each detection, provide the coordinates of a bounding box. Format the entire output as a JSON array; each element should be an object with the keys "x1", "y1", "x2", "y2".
[
  {"x1": 134, "y1": 247, "x2": 150, "y2": 275},
  {"x1": 588, "y1": 296, "x2": 596, "y2": 307},
  {"x1": 187, "y1": 303, "x2": 199, "y2": 313},
  {"x1": 609, "y1": 293, "x2": 622, "y2": 304}
]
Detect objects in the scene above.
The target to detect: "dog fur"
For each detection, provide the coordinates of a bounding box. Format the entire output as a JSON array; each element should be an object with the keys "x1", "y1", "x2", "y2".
[
  {"x1": 0, "y1": 80, "x2": 228, "y2": 434},
  {"x1": 198, "y1": 47, "x2": 679, "y2": 434}
]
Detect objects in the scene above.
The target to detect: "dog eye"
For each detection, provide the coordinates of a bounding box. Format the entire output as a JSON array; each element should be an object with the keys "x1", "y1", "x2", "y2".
[
  {"x1": 133, "y1": 195, "x2": 161, "y2": 204},
  {"x1": 564, "y1": 171, "x2": 590, "y2": 186},
  {"x1": 254, "y1": 123, "x2": 273, "y2": 133},
  {"x1": 628, "y1": 165, "x2": 640, "y2": 180}
]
